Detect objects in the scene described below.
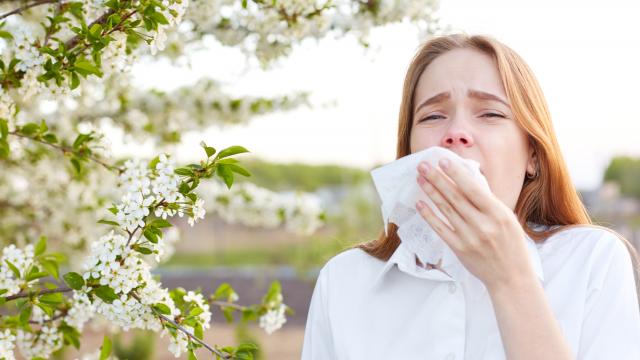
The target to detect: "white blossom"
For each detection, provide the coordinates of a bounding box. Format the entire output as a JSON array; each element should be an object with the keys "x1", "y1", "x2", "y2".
[
  {"x1": 259, "y1": 303, "x2": 287, "y2": 335},
  {"x1": 0, "y1": 329, "x2": 16, "y2": 360},
  {"x1": 0, "y1": 244, "x2": 36, "y2": 297},
  {"x1": 16, "y1": 325, "x2": 63, "y2": 359},
  {"x1": 187, "y1": 198, "x2": 205, "y2": 226}
]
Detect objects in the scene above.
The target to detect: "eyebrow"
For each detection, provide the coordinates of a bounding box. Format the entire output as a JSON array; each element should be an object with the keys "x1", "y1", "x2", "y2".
[{"x1": 413, "y1": 89, "x2": 511, "y2": 114}]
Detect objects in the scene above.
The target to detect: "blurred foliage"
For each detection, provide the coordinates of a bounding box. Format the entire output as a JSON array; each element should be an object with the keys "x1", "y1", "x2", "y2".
[
  {"x1": 234, "y1": 323, "x2": 263, "y2": 360},
  {"x1": 604, "y1": 155, "x2": 640, "y2": 198},
  {"x1": 236, "y1": 157, "x2": 372, "y2": 192},
  {"x1": 162, "y1": 183, "x2": 383, "y2": 274},
  {"x1": 112, "y1": 330, "x2": 155, "y2": 360}
]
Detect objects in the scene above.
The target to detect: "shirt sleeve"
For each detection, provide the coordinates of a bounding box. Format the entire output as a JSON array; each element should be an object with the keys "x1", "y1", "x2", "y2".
[
  {"x1": 301, "y1": 266, "x2": 338, "y2": 359},
  {"x1": 577, "y1": 233, "x2": 640, "y2": 359}
]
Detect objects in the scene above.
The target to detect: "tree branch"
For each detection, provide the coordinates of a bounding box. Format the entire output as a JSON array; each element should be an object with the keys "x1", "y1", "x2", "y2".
[
  {"x1": 0, "y1": 0, "x2": 57, "y2": 20},
  {"x1": 5, "y1": 285, "x2": 72, "y2": 301},
  {"x1": 8, "y1": 130, "x2": 123, "y2": 174},
  {"x1": 131, "y1": 292, "x2": 231, "y2": 359}
]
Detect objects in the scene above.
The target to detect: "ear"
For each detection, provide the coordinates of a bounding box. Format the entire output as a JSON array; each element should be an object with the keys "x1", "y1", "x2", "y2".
[{"x1": 526, "y1": 143, "x2": 537, "y2": 175}]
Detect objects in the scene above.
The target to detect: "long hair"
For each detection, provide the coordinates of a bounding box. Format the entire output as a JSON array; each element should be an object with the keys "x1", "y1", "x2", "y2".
[{"x1": 353, "y1": 33, "x2": 640, "y2": 293}]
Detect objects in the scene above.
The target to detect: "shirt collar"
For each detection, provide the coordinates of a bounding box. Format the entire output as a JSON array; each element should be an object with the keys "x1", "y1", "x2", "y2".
[{"x1": 371, "y1": 223, "x2": 546, "y2": 290}]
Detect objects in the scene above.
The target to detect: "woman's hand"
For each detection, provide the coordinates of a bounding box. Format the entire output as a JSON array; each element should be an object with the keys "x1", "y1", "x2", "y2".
[{"x1": 414, "y1": 158, "x2": 536, "y2": 291}]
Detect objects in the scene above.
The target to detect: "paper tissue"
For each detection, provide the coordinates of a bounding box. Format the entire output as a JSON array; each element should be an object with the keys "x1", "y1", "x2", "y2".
[{"x1": 370, "y1": 146, "x2": 491, "y2": 280}]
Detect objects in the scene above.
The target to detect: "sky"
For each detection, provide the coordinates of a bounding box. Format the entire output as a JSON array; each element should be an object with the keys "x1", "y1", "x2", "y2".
[{"x1": 131, "y1": 0, "x2": 640, "y2": 191}]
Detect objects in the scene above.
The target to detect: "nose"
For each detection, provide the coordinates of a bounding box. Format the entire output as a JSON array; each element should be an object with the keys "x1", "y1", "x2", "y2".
[{"x1": 441, "y1": 127, "x2": 474, "y2": 148}]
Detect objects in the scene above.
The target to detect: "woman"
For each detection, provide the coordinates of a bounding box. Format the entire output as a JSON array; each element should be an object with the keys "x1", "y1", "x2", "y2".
[{"x1": 301, "y1": 33, "x2": 640, "y2": 359}]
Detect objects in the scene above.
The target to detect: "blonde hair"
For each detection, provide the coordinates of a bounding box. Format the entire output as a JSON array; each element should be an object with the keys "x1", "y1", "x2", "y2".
[{"x1": 353, "y1": 33, "x2": 640, "y2": 294}]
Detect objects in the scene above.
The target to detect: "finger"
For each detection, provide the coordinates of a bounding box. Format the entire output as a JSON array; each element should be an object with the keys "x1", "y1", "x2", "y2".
[
  {"x1": 416, "y1": 174, "x2": 471, "y2": 247},
  {"x1": 415, "y1": 175, "x2": 461, "y2": 250},
  {"x1": 436, "y1": 158, "x2": 496, "y2": 213},
  {"x1": 418, "y1": 161, "x2": 480, "y2": 227}
]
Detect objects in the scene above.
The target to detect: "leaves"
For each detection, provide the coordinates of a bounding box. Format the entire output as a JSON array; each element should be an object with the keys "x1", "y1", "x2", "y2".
[
  {"x1": 63, "y1": 272, "x2": 85, "y2": 290},
  {"x1": 215, "y1": 145, "x2": 250, "y2": 160},
  {"x1": 99, "y1": 335, "x2": 112, "y2": 360},
  {"x1": 93, "y1": 286, "x2": 118, "y2": 303},
  {"x1": 152, "y1": 302, "x2": 171, "y2": 315}
]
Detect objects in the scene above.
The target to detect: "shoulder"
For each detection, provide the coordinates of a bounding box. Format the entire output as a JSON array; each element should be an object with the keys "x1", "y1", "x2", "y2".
[
  {"x1": 543, "y1": 224, "x2": 636, "y2": 290},
  {"x1": 542, "y1": 224, "x2": 630, "y2": 256},
  {"x1": 315, "y1": 247, "x2": 385, "y2": 291}
]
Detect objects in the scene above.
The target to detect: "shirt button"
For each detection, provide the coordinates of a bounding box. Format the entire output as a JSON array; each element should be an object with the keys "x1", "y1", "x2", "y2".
[
  {"x1": 445, "y1": 353, "x2": 456, "y2": 360},
  {"x1": 448, "y1": 282, "x2": 457, "y2": 294}
]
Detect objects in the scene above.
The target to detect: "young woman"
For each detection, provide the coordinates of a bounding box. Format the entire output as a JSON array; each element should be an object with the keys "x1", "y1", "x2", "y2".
[{"x1": 301, "y1": 33, "x2": 640, "y2": 359}]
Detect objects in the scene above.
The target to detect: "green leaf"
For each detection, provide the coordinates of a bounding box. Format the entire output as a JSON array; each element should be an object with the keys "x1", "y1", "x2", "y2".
[
  {"x1": 39, "y1": 119, "x2": 48, "y2": 133},
  {"x1": 174, "y1": 167, "x2": 194, "y2": 176},
  {"x1": 213, "y1": 283, "x2": 233, "y2": 299},
  {"x1": 133, "y1": 245, "x2": 152, "y2": 255},
  {"x1": 194, "y1": 322, "x2": 203, "y2": 339},
  {"x1": 39, "y1": 292, "x2": 64, "y2": 305},
  {"x1": 89, "y1": 23, "x2": 102, "y2": 38},
  {"x1": 216, "y1": 165, "x2": 234, "y2": 189},
  {"x1": 35, "y1": 236, "x2": 47, "y2": 256},
  {"x1": 222, "y1": 307, "x2": 234, "y2": 323},
  {"x1": 63, "y1": 272, "x2": 85, "y2": 290},
  {"x1": 215, "y1": 145, "x2": 249, "y2": 160},
  {"x1": 20, "y1": 123, "x2": 40, "y2": 136},
  {"x1": 99, "y1": 335, "x2": 112, "y2": 360},
  {"x1": 40, "y1": 259, "x2": 59, "y2": 280},
  {"x1": 143, "y1": 229, "x2": 158, "y2": 244},
  {"x1": 25, "y1": 270, "x2": 48, "y2": 282},
  {"x1": 0, "y1": 118, "x2": 8, "y2": 140},
  {"x1": 19, "y1": 305, "x2": 32, "y2": 325},
  {"x1": 0, "y1": 30, "x2": 13, "y2": 40},
  {"x1": 74, "y1": 60, "x2": 102, "y2": 76},
  {"x1": 93, "y1": 286, "x2": 118, "y2": 303},
  {"x1": 60, "y1": 324, "x2": 81, "y2": 349},
  {"x1": 97, "y1": 219, "x2": 119, "y2": 226},
  {"x1": 188, "y1": 349, "x2": 198, "y2": 360},
  {"x1": 149, "y1": 155, "x2": 160, "y2": 170},
  {"x1": 70, "y1": 157, "x2": 82, "y2": 175},
  {"x1": 226, "y1": 164, "x2": 251, "y2": 177},
  {"x1": 149, "y1": 219, "x2": 171, "y2": 228},
  {"x1": 5, "y1": 259, "x2": 20, "y2": 278},
  {"x1": 70, "y1": 71, "x2": 80, "y2": 89},
  {"x1": 152, "y1": 303, "x2": 171, "y2": 315},
  {"x1": 42, "y1": 133, "x2": 58, "y2": 144}
]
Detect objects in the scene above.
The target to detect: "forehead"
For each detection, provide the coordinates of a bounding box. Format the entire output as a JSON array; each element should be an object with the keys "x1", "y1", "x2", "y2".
[{"x1": 413, "y1": 48, "x2": 507, "y2": 105}]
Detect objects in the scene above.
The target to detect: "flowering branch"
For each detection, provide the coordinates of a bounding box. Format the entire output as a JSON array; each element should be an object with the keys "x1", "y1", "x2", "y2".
[
  {"x1": 5, "y1": 286, "x2": 72, "y2": 301},
  {"x1": 7, "y1": 129, "x2": 122, "y2": 174},
  {"x1": 0, "y1": 0, "x2": 58, "y2": 20}
]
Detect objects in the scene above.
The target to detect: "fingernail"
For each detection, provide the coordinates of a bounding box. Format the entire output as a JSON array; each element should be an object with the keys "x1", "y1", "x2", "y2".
[
  {"x1": 439, "y1": 158, "x2": 450, "y2": 170},
  {"x1": 418, "y1": 161, "x2": 430, "y2": 174}
]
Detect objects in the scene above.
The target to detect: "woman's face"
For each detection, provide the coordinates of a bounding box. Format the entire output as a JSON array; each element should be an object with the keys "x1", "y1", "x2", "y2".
[{"x1": 409, "y1": 47, "x2": 536, "y2": 211}]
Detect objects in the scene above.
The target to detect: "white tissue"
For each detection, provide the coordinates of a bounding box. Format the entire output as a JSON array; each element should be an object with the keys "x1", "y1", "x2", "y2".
[{"x1": 370, "y1": 146, "x2": 491, "y2": 279}]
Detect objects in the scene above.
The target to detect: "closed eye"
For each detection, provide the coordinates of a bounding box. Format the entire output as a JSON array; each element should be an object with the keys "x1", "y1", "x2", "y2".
[{"x1": 418, "y1": 113, "x2": 505, "y2": 123}]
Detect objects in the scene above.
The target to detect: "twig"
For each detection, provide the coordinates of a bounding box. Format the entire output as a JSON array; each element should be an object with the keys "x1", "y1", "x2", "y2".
[
  {"x1": 29, "y1": 312, "x2": 67, "y2": 324},
  {"x1": 5, "y1": 285, "x2": 72, "y2": 301},
  {"x1": 8, "y1": 130, "x2": 122, "y2": 174},
  {"x1": 131, "y1": 293, "x2": 231, "y2": 359},
  {"x1": 0, "y1": 0, "x2": 57, "y2": 20},
  {"x1": 210, "y1": 300, "x2": 245, "y2": 311}
]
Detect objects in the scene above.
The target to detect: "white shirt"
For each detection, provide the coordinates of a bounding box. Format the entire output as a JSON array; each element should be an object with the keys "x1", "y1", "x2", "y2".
[{"x1": 301, "y1": 225, "x2": 640, "y2": 359}]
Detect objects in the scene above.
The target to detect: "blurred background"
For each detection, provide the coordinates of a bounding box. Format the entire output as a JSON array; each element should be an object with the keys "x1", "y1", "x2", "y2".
[{"x1": 103, "y1": 0, "x2": 640, "y2": 359}]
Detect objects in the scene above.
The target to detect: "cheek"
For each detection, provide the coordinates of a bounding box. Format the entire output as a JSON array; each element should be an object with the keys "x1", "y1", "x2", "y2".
[{"x1": 410, "y1": 128, "x2": 441, "y2": 152}]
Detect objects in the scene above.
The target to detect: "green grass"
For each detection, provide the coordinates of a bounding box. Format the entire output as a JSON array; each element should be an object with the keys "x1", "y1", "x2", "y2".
[{"x1": 160, "y1": 234, "x2": 366, "y2": 275}]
